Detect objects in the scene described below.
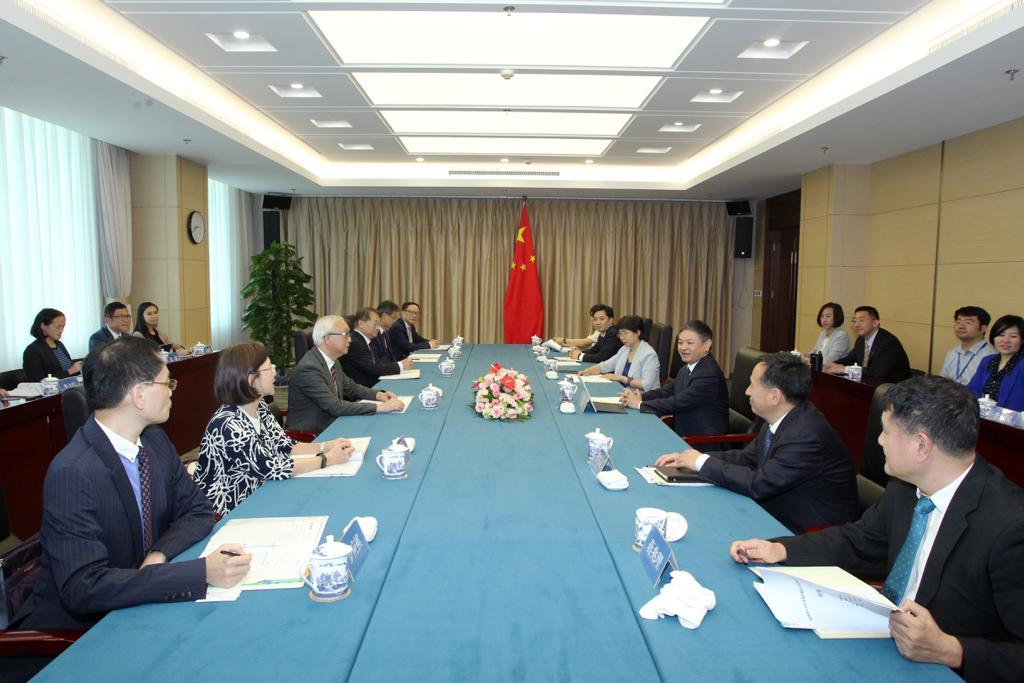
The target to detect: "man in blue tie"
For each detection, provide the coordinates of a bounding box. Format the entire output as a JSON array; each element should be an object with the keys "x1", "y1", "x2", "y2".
[
  {"x1": 730, "y1": 376, "x2": 1024, "y2": 682},
  {"x1": 654, "y1": 352, "x2": 858, "y2": 532}
]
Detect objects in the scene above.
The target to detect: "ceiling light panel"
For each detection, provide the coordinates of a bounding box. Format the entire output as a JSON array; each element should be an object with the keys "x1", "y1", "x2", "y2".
[
  {"x1": 339, "y1": 142, "x2": 374, "y2": 150},
  {"x1": 400, "y1": 137, "x2": 612, "y2": 156},
  {"x1": 738, "y1": 41, "x2": 808, "y2": 60},
  {"x1": 311, "y1": 119, "x2": 352, "y2": 128},
  {"x1": 269, "y1": 84, "x2": 322, "y2": 98},
  {"x1": 354, "y1": 73, "x2": 661, "y2": 108},
  {"x1": 637, "y1": 146, "x2": 671, "y2": 154},
  {"x1": 206, "y1": 33, "x2": 277, "y2": 53},
  {"x1": 690, "y1": 90, "x2": 743, "y2": 103},
  {"x1": 381, "y1": 111, "x2": 632, "y2": 136},
  {"x1": 309, "y1": 11, "x2": 709, "y2": 69},
  {"x1": 659, "y1": 123, "x2": 702, "y2": 132}
]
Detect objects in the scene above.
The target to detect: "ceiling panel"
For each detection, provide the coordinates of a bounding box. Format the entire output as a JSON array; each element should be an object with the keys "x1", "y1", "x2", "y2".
[
  {"x1": 645, "y1": 76, "x2": 801, "y2": 115},
  {"x1": 208, "y1": 72, "x2": 370, "y2": 108}
]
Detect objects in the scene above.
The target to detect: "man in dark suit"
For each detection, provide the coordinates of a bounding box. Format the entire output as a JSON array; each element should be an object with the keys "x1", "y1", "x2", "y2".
[
  {"x1": 623, "y1": 320, "x2": 728, "y2": 438},
  {"x1": 569, "y1": 304, "x2": 622, "y2": 364},
  {"x1": 731, "y1": 376, "x2": 1024, "y2": 683},
  {"x1": 371, "y1": 300, "x2": 402, "y2": 363},
  {"x1": 388, "y1": 301, "x2": 438, "y2": 360},
  {"x1": 88, "y1": 301, "x2": 133, "y2": 352},
  {"x1": 289, "y1": 315, "x2": 406, "y2": 433},
  {"x1": 343, "y1": 307, "x2": 414, "y2": 387},
  {"x1": 826, "y1": 305, "x2": 912, "y2": 381},
  {"x1": 21, "y1": 337, "x2": 250, "y2": 631},
  {"x1": 656, "y1": 352, "x2": 858, "y2": 532}
]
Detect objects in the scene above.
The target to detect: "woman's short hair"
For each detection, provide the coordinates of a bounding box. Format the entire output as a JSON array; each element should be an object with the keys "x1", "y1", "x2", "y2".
[
  {"x1": 989, "y1": 314, "x2": 1024, "y2": 346},
  {"x1": 214, "y1": 342, "x2": 269, "y2": 406},
  {"x1": 616, "y1": 315, "x2": 644, "y2": 335},
  {"x1": 816, "y1": 302, "x2": 844, "y2": 328},
  {"x1": 29, "y1": 308, "x2": 65, "y2": 339},
  {"x1": 134, "y1": 301, "x2": 158, "y2": 336}
]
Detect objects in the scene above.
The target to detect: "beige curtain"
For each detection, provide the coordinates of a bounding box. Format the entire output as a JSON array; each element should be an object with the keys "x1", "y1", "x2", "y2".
[{"x1": 285, "y1": 197, "x2": 734, "y2": 373}]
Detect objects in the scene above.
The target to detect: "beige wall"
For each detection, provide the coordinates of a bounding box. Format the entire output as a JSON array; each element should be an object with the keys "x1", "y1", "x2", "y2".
[
  {"x1": 129, "y1": 155, "x2": 210, "y2": 347},
  {"x1": 797, "y1": 115, "x2": 1024, "y2": 372}
]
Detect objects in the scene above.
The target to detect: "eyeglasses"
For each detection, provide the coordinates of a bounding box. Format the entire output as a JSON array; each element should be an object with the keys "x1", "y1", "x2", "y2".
[
  {"x1": 326, "y1": 331, "x2": 350, "y2": 339},
  {"x1": 111, "y1": 313, "x2": 132, "y2": 320},
  {"x1": 143, "y1": 379, "x2": 178, "y2": 391},
  {"x1": 253, "y1": 364, "x2": 277, "y2": 374}
]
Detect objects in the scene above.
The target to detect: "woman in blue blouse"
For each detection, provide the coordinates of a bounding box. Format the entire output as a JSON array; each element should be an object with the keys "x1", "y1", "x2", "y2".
[
  {"x1": 22, "y1": 308, "x2": 82, "y2": 382},
  {"x1": 968, "y1": 314, "x2": 1024, "y2": 412},
  {"x1": 578, "y1": 315, "x2": 660, "y2": 391},
  {"x1": 194, "y1": 342, "x2": 354, "y2": 516}
]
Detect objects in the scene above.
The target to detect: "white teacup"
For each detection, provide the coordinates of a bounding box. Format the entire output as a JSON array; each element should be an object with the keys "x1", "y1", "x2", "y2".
[
  {"x1": 585, "y1": 428, "x2": 614, "y2": 463},
  {"x1": 439, "y1": 358, "x2": 456, "y2": 376},
  {"x1": 978, "y1": 394, "x2": 997, "y2": 419},
  {"x1": 845, "y1": 363, "x2": 863, "y2": 382},
  {"x1": 376, "y1": 444, "x2": 409, "y2": 480},
  {"x1": 633, "y1": 508, "x2": 687, "y2": 550},
  {"x1": 304, "y1": 535, "x2": 352, "y2": 602},
  {"x1": 530, "y1": 335, "x2": 542, "y2": 346},
  {"x1": 418, "y1": 384, "x2": 440, "y2": 410},
  {"x1": 448, "y1": 346, "x2": 463, "y2": 360}
]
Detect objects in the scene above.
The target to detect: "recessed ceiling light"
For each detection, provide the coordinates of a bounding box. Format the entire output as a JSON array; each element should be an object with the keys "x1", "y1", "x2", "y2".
[
  {"x1": 500, "y1": 158, "x2": 509, "y2": 163},
  {"x1": 691, "y1": 90, "x2": 742, "y2": 103},
  {"x1": 637, "y1": 146, "x2": 672, "y2": 154},
  {"x1": 739, "y1": 40, "x2": 808, "y2": 60},
  {"x1": 400, "y1": 136, "x2": 611, "y2": 156},
  {"x1": 310, "y1": 11, "x2": 709, "y2": 69},
  {"x1": 339, "y1": 142, "x2": 374, "y2": 151},
  {"x1": 354, "y1": 73, "x2": 660, "y2": 109},
  {"x1": 205, "y1": 32, "x2": 276, "y2": 53},
  {"x1": 269, "y1": 84, "x2": 322, "y2": 98},
  {"x1": 674, "y1": 121, "x2": 684, "y2": 126},
  {"x1": 584, "y1": 159, "x2": 594, "y2": 164},
  {"x1": 415, "y1": 157, "x2": 424, "y2": 162},
  {"x1": 310, "y1": 119, "x2": 352, "y2": 128},
  {"x1": 659, "y1": 123, "x2": 701, "y2": 133},
  {"x1": 380, "y1": 110, "x2": 631, "y2": 137}
]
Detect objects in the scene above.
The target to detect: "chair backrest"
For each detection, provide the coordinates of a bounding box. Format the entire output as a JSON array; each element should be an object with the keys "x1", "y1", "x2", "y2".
[
  {"x1": 729, "y1": 347, "x2": 762, "y2": 422},
  {"x1": 0, "y1": 369, "x2": 25, "y2": 391},
  {"x1": 60, "y1": 386, "x2": 90, "y2": 440},
  {"x1": 651, "y1": 323, "x2": 673, "y2": 383},
  {"x1": 293, "y1": 330, "x2": 314, "y2": 364},
  {"x1": 2, "y1": 534, "x2": 42, "y2": 626},
  {"x1": 640, "y1": 317, "x2": 653, "y2": 342},
  {"x1": 860, "y1": 383, "x2": 894, "y2": 486},
  {"x1": 856, "y1": 474, "x2": 885, "y2": 513}
]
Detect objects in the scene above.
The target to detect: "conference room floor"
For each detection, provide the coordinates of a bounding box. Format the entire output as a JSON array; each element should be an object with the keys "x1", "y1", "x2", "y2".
[{"x1": 36, "y1": 345, "x2": 954, "y2": 682}]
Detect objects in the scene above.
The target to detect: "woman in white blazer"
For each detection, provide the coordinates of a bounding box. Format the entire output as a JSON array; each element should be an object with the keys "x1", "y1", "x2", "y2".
[
  {"x1": 579, "y1": 315, "x2": 661, "y2": 391},
  {"x1": 808, "y1": 302, "x2": 851, "y2": 364}
]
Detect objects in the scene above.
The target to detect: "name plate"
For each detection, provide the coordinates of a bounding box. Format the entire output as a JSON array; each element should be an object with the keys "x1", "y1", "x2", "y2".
[
  {"x1": 341, "y1": 521, "x2": 369, "y2": 579},
  {"x1": 58, "y1": 376, "x2": 83, "y2": 393},
  {"x1": 588, "y1": 448, "x2": 611, "y2": 477},
  {"x1": 640, "y1": 527, "x2": 678, "y2": 587}
]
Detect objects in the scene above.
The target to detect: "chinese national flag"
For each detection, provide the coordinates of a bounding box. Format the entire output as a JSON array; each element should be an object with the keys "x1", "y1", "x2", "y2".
[{"x1": 503, "y1": 203, "x2": 544, "y2": 343}]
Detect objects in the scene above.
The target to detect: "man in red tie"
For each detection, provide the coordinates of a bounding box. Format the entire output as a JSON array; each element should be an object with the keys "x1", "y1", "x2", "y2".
[{"x1": 21, "y1": 336, "x2": 251, "y2": 632}]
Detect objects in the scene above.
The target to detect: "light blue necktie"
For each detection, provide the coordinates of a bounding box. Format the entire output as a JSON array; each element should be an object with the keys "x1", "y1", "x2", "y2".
[
  {"x1": 881, "y1": 496, "x2": 936, "y2": 605},
  {"x1": 760, "y1": 429, "x2": 773, "y2": 464}
]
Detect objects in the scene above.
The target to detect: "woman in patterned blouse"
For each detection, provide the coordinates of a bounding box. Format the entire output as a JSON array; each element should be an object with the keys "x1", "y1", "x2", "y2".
[
  {"x1": 967, "y1": 314, "x2": 1024, "y2": 412},
  {"x1": 194, "y1": 342, "x2": 354, "y2": 515}
]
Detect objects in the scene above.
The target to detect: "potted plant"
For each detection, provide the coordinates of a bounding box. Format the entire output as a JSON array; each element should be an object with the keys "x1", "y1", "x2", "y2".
[{"x1": 241, "y1": 241, "x2": 317, "y2": 381}]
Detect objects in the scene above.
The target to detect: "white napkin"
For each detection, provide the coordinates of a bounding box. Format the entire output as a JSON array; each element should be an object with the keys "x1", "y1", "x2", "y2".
[
  {"x1": 596, "y1": 469, "x2": 628, "y2": 490},
  {"x1": 639, "y1": 570, "x2": 716, "y2": 629},
  {"x1": 542, "y1": 339, "x2": 568, "y2": 353}
]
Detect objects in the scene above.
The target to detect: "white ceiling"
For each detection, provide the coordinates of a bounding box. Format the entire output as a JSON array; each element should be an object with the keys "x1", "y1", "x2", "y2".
[{"x1": 0, "y1": 1, "x2": 1022, "y2": 199}]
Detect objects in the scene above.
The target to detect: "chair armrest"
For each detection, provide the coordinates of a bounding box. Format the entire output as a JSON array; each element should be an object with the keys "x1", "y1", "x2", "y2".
[
  {"x1": 0, "y1": 629, "x2": 83, "y2": 656},
  {"x1": 683, "y1": 433, "x2": 757, "y2": 446},
  {"x1": 659, "y1": 415, "x2": 673, "y2": 428},
  {"x1": 284, "y1": 429, "x2": 316, "y2": 443}
]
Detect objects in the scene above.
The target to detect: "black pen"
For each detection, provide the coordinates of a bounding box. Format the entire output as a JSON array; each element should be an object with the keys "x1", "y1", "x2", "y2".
[{"x1": 220, "y1": 550, "x2": 240, "y2": 557}]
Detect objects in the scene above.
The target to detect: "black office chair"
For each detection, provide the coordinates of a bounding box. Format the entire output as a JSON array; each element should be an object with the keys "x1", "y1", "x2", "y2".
[
  {"x1": 0, "y1": 369, "x2": 25, "y2": 391},
  {"x1": 860, "y1": 383, "x2": 894, "y2": 487},
  {"x1": 60, "y1": 386, "x2": 90, "y2": 440},
  {"x1": 639, "y1": 317, "x2": 653, "y2": 342},
  {"x1": 650, "y1": 323, "x2": 673, "y2": 383},
  {"x1": 293, "y1": 330, "x2": 314, "y2": 364}
]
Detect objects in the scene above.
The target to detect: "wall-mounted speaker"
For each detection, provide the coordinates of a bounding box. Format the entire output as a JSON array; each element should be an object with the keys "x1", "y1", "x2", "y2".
[
  {"x1": 726, "y1": 200, "x2": 752, "y2": 216},
  {"x1": 734, "y1": 216, "x2": 754, "y2": 258},
  {"x1": 262, "y1": 195, "x2": 293, "y2": 211}
]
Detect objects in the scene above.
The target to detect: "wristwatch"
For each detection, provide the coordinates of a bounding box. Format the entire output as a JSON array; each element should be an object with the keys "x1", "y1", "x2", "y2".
[{"x1": 318, "y1": 453, "x2": 327, "y2": 469}]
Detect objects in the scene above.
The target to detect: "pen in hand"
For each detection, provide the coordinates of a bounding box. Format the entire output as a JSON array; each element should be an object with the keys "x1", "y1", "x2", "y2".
[{"x1": 220, "y1": 550, "x2": 240, "y2": 557}]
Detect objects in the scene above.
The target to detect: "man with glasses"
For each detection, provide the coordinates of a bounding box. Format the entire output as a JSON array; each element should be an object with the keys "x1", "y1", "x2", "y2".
[
  {"x1": 388, "y1": 301, "x2": 438, "y2": 360},
  {"x1": 343, "y1": 307, "x2": 413, "y2": 387},
  {"x1": 824, "y1": 305, "x2": 912, "y2": 382},
  {"x1": 371, "y1": 300, "x2": 402, "y2": 363},
  {"x1": 88, "y1": 301, "x2": 133, "y2": 352},
  {"x1": 289, "y1": 315, "x2": 405, "y2": 433},
  {"x1": 20, "y1": 336, "x2": 249, "y2": 634}
]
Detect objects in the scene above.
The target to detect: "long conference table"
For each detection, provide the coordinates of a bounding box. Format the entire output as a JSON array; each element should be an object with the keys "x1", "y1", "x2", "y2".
[{"x1": 36, "y1": 345, "x2": 954, "y2": 682}]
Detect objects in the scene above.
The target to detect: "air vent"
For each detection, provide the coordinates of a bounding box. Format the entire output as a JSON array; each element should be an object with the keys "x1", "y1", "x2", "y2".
[
  {"x1": 448, "y1": 169, "x2": 561, "y2": 177},
  {"x1": 930, "y1": 0, "x2": 1023, "y2": 53}
]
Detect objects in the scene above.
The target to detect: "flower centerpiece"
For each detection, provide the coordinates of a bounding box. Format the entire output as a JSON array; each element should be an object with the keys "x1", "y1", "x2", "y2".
[{"x1": 471, "y1": 362, "x2": 534, "y2": 421}]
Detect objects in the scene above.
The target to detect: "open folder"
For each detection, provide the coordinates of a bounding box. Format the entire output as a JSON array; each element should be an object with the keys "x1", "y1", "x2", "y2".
[{"x1": 750, "y1": 566, "x2": 897, "y2": 639}]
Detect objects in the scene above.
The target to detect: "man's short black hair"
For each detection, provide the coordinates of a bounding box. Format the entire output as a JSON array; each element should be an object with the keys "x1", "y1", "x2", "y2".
[
  {"x1": 854, "y1": 306, "x2": 880, "y2": 321},
  {"x1": 354, "y1": 307, "x2": 379, "y2": 323},
  {"x1": 954, "y1": 306, "x2": 991, "y2": 327},
  {"x1": 376, "y1": 300, "x2": 400, "y2": 316},
  {"x1": 882, "y1": 376, "x2": 978, "y2": 456},
  {"x1": 30, "y1": 308, "x2": 64, "y2": 339},
  {"x1": 989, "y1": 314, "x2": 1024, "y2": 346},
  {"x1": 681, "y1": 320, "x2": 713, "y2": 342},
  {"x1": 84, "y1": 336, "x2": 164, "y2": 410},
  {"x1": 817, "y1": 302, "x2": 845, "y2": 328},
  {"x1": 590, "y1": 304, "x2": 614, "y2": 319},
  {"x1": 757, "y1": 352, "x2": 811, "y2": 403},
  {"x1": 401, "y1": 301, "x2": 421, "y2": 311},
  {"x1": 103, "y1": 301, "x2": 128, "y2": 319}
]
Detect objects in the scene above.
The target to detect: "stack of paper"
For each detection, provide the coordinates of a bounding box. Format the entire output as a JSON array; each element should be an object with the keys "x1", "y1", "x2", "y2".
[
  {"x1": 380, "y1": 369, "x2": 421, "y2": 380},
  {"x1": 295, "y1": 437, "x2": 372, "y2": 477},
  {"x1": 634, "y1": 467, "x2": 712, "y2": 487},
  {"x1": 581, "y1": 376, "x2": 614, "y2": 384},
  {"x1": 750, "y1": 566, "x2": 896, "y2": 638},
  {"x1": 408, "y1": 353, "x2": 442, "y2": 362},
  {"x1": 357, "y1": 396, "x2": 413, "y2": 414}
]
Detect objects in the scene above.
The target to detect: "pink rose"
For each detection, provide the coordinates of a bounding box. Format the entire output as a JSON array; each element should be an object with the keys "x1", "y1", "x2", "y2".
[
  {"x1": 491, "y1": 405, "x2": 503, "y2": 418},
  {"x1": 475, "y1": 403, "x2": 485, "y2": 413},
  {"x1": 508, "y1": 411, "x2": 518, "y2": 420}
]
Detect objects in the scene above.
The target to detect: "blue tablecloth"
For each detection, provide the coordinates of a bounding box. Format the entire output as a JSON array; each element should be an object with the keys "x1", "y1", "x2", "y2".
[{"x1": 37, "y1": 345, "x2": 955, "y2": 682}]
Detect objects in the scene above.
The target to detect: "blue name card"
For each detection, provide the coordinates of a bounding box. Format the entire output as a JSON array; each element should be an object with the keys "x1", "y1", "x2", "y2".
[
  {"x1": 589, "y1": 448, "x2": 611, "y2": 477},
  {"x1": 341, "y1": 521, "x2": 369, "y2": 579},
  {"x1": 640, "y1": 527, "x2": 678, "y2": 587},
  {"x1": 58, "y1": 376, "x2": 83, "y2": 393}
]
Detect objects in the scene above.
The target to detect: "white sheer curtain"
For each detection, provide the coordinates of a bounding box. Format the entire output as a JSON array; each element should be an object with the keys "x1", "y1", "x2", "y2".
[
  {"x1": 208, "y1": 179, "x2": 263, "y2": 349},
  {"x1": 94, "y1": 140, "x2": 132, "y2": 299},
  {"x1": 0, "y1": 106, "x2": 101, "y2": 372}
]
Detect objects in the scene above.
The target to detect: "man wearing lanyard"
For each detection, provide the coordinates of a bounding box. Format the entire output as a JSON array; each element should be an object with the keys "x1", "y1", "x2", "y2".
[{"x1": 940, "y1": 306, "x2": 990, "y2": 385}]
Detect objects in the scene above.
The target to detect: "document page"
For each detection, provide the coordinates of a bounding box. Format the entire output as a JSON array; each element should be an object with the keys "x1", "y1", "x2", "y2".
[
  {"x1": 200, "y1": 516, "x2": 328, "y2": 591},
  {"x1": 357, "y1": 396, "x2": 412, "y2": 413},
  {"x1": 294, "y1": 437, "x2": 371, "y2": 478},
  {"x1": 409, "y1": 353, "x2": 442, "y2": 362},
  {"x1": 380, "y1": 369, "x2": 421, "y2": 380}
]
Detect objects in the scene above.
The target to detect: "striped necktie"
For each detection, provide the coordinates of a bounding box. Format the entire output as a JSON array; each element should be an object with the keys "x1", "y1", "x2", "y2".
[
  {"x1": 880, "y1": 496, "x2": 936, "y2": 605},
  {"x1": 330, "y1": 363, "x2": 338, "y2": 395},
  {"x1": 137, "y1": 446, "x2": 153, "y2": 555},
  {"x1": 761, "y1": 429, "x2": 774, "y2": 463}
]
